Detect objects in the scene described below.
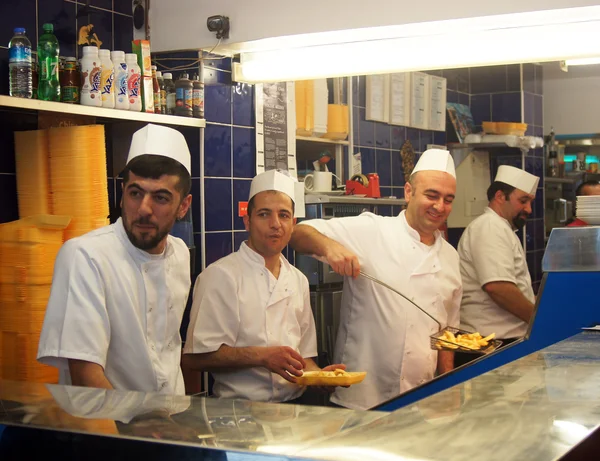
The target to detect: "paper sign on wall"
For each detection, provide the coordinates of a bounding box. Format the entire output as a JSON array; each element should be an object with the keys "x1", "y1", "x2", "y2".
[
  {"x1": 389, "y1": 73, "x2": 410, "y2": 126},
  {"x1": 410, "y1": 72, "x2": 430, "y2": 130},
  {"x1": 366, "y1": 75, "x2": 390, "y2": 123}
]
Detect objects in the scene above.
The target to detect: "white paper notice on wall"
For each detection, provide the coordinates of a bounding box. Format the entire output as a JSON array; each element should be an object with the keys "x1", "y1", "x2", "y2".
[
  {"x1": 366, "y1": 74, "x2": 389, "y2": 123},
  {"x1": 255, "y1": 82, "x2": 298, "y2": 178},
  {"x1": 429, "y1": 75, "x2": 447, "y2": 132},
  {"x1": 389, "y1": 73, "x2": 410, "y2": 126},
  {"x1": 410, "y1": 72, "x2": 430, "y2": 130}
]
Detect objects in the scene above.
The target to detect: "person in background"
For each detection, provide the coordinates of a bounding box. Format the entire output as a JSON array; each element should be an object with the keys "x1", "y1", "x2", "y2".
[
  {"x1": 456, "y1": 166, "x2": 539, "y2": 367},
  {"x1": 290, "y1": 149, "x2": 462, "y2": 410},
  {"x1": 183, "y1": 170, "x2": 344, "y2": 403},
  {"x1": 566, "y1": 180, "x2": 600, "y2": 227},
  {"x1": 38, "y1": 124, "x2": 192, "y2": 394}
]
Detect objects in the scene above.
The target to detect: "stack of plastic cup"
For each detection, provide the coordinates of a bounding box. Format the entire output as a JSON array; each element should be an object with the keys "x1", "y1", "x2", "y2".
[
  {"x1": 48, "y1": 125, "x2": 109, "y2": 241},
  {"x1": 14, "y1": 130, "x2": 52, "y2": 217}
]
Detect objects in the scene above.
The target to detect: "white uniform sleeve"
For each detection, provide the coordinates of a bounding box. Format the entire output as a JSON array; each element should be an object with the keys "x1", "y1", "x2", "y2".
[
  {"x1": 447, "y1": 281, "x2": 462, "y2": 329},
  {"x1": 37, "y1": 242, "x2": 111, "y2": 369},
  {"x1": 298, "y1": 213, "x2": 379, "y2": 263},
  {"x1": 183, "y1": 266, "x2": 239, "y2": 354},
  {"x1": 297, "y1": 276, "x2": 318, "y2": 359},
  {"x1": 468, "y1": 221, "x2": 518, "y2": 287}
]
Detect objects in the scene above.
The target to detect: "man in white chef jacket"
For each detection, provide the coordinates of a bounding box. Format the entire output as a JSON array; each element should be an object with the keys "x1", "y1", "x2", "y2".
[
  {"x1": 37, "y1": 124, "x2": 193, "y2": 395},
  {"x1": 290, "y1": 149, "x2": 462, "y2": 410},
  {"x1": 457, "y1": 165, "x2": 538, "y2": 365},
  {"x1": 183, "y1": 170, "x2": 344, "y2": 403}
]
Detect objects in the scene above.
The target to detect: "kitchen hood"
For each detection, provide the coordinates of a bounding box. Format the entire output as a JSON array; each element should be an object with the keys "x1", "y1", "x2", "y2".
[{"x1": 150, "y1": 0, "x2": 600, "y2": 82}]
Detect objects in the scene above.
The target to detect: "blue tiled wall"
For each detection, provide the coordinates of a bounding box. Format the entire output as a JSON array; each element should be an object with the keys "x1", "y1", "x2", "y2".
[{"x1": 469, "y1": 63, "x2": 545, "y2": 289}]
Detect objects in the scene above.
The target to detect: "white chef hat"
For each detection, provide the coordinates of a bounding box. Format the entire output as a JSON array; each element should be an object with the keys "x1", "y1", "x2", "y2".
[
  {"x1": 411, "y1": 149, "x2": 456, "y2": 178},
  {"x1": 127, "y1": 124, "x2": 191, "y2": 174},
  {"x1": 249, "y1": 169, "x2": 296, "y2": 204},
  {"x1": 494, "y1": 165, "x2": 539, "y2": 195}
]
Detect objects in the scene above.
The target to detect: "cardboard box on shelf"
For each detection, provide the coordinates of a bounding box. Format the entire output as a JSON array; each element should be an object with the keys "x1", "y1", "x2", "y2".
[{"x1": 132, "y1": 40, "x2": 151, "y2": 77}]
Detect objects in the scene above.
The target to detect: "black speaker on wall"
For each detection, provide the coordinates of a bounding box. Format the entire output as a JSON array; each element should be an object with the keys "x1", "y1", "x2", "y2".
[{"x1": 133, "y1": 0, "x2": 145, "y2": 31}]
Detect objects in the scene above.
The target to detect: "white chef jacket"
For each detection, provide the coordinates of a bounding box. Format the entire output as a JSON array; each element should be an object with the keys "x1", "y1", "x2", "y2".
[
  {"x1": 458, "y1": 207, "x2": 534, "y2": 339},
  {"x1": 184, "y1": 242, "x2": 317, "y2": 403},
  {"x1": 300, "y1": 211, "x2": 462, "y2": 410},
  {"x1": 37, "y1": 218, "x2": 190, "y2": 395}
]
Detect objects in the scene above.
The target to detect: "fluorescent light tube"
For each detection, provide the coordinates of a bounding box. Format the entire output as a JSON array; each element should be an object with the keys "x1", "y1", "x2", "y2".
[{"x1": 233, "y1": 6, "x2": 600, "y2": 83}]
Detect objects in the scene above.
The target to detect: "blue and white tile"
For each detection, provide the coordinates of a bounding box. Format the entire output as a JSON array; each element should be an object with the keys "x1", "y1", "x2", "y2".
[
  {"x1": 233, "y1": 127, "x2": 255, "y2": 179},
  {"x1": 191, "y1": 178, "x2": 202, "y2": 232},
  {"x1": 375, "y1": 123, "x2": 390, "y2": 149},
  {"x1": 492, "y1": 92, "x2": 522, "y2": 123},
  {"x1": 470, "y1": 94, "x2": 492, "y2": 126},
  {"x1": 376, "y1": 149, "x2": 391, "y2": 186},
  {"x1": 233, "y1": 82, "x2": 254, "y2": 127},
  {"x1": 360, "y1": 148, "x2": 375, "y2": 175},
  {"x1": 204, "y1": 84, "x2": 232, "y2": 124},
  {"x1": 0, "y1": 0, "x2": 36, "y2": 50},
  {"x1": 205, "y1": 232, "x2": 233, "y2": 266},
  {"x1": 204, "y1": 123, "x2": 232, "y2": 177},
  {"x1": 391, "y1": 126, "x2": 406, "y2": 151},
  {"x1": 204, "y1": 178, "x2": 232, "y2": 231},
  {"x1": 113, "y1": 13, "x2": 133, "y2": 53},
  {"x1": 38, "y1": 0, "x2": 77, "y2": 57},
  {"x1": 234, "y1": 231, "x2": 248, "y2": 251},
  {"x1": 358, "y1": 107, "x2": 375, "y2": 147}
]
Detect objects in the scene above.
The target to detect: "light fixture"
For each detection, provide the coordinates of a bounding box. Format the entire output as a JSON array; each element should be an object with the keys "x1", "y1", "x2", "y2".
[{"x1": 232, "y1": 6, "x2": 600, "y2": 83}]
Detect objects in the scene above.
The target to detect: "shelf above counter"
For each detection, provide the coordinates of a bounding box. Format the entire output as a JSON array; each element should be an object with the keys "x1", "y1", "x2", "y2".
[
  {"x1": 449, "y1": 135, "x2": 544, "y2": 152},
  {"x1": 0, "y1": 95, "x2": 205, "y2": 128},
  {"x1": 296, "y1": 135, "x2": 349, "y2": 145}
]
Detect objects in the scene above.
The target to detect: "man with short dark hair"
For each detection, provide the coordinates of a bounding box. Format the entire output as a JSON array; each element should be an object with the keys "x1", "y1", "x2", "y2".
[
  {"x1": 183, "y1": 170, "x2": 344, "y2": 403},
  {"x1": 38, "y1": 124, "x2": 193, "y2": 394},
  {"x1": 458, "y1": 165, "x2": 539, "y2": 363}
]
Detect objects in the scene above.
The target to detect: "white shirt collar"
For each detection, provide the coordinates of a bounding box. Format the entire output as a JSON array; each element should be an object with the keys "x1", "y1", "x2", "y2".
[
  {"x1": 398, "y1": 210, "x2": 442, "y2": 248},
  {"x1": 239, "y1": 241, "x2": 291, "y2": 274},
  {"x1": 483, "y1": 206, "x2": 516, "y2": 233},
  {"x1": 114, "y1": 217, "x2": 171, "y2": 263}
]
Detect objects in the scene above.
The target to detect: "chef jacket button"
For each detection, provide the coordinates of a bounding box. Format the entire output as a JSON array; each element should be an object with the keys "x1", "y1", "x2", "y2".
[
  {"x1": 144, "y1": 268, "x2": 148, "y2": 273},
  {"x1": 149, "y1": 307, "x2": 153, "y2": 312},
  {"x1": 169, "y1": 305, "x2": 173, "y2": 311},
  {"x1": 160, "y1": 382, "x2": 166, "y2": 389}
]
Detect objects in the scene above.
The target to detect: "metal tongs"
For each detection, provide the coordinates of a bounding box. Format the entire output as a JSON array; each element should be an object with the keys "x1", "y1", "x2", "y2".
[
  {"x1": 359, "y1": 271, "x2": 442, "y2": 330},
  {"x1": 359, "y1": 271, "x2": 499, "y2": 353}
]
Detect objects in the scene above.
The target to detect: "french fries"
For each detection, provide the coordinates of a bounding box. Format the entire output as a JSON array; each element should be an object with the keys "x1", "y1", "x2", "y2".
[
  {"x1": 434, "y1": 330, "x2": 496, "y2": 351},
  {"x1": 311, "y1": 368, "x2": 348, "y2": 377}
]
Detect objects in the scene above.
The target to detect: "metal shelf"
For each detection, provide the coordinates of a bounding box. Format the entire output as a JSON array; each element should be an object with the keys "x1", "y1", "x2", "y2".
[
  {"x1": 545, "y1": 176, "x2": 580, "y2": 184},
  {"x1": 0, "y1": 95, "x2": 205, "y2": 128},
  {"x1": 296, "y1": 135, "x2": 349, "y2": 146}
]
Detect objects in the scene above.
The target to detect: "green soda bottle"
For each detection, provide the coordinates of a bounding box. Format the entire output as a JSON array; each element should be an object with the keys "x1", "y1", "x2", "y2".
[{"x1": 38, "y1": 23, "x2": 60, "y2": 101}]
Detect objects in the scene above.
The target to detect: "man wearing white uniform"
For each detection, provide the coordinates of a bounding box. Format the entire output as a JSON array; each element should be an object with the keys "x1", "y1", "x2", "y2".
[
  {"x1": 38, "y1": 124, "x2": 193, "y2": 394},
  {"x1": 183, "y1": 170, "x2": 344, "y2": 403},
  {"x1": 457, "y1": 165, "x2": 538, "y2": 364},
  {"x1": 290, "y1": 149, "x2": 462, "y2": 410}
]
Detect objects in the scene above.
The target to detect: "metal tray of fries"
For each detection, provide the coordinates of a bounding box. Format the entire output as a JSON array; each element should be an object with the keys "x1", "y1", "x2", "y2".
[{"x1": 430, "y1": 327, "x2": 503, "y2": 354}]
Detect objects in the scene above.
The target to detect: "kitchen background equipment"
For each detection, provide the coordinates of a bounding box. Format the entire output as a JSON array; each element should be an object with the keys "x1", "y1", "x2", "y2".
[{"x1": 295, "y1": 195, "x2": 405, "y2": 367}]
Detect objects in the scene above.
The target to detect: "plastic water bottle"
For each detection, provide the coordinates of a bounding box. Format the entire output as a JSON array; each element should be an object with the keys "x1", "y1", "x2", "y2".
[
  {"x1": 98, "y1": 49, "x2": 115, "y2": 108},
  {"x1": 125, "y1": 53, "x2": 142, "y2": 112},
  {"x1": 9, "y1": 28, "x2": 32, "y2": 98},
  {"x1": 80, "y1": 46, "x2": 102, "y2": 107},
  {"x1": 37, "y1": 23, "x2": 60, "y2": 101},
  {"x1": 111, "y1": 51, "x2": 129, "y2": 110}
]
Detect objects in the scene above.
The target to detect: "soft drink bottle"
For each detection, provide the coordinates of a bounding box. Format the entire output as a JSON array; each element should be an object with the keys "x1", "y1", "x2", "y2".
[
  {"x1": 37, "y1": 23, "x2": 60, "y2": 101},
  {"x1": 8, "y1": 28, "x2": 32, "y2": 98}
]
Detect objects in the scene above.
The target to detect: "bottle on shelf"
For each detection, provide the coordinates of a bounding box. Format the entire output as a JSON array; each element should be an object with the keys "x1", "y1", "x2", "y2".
[
  {"x1": 111, "y1": 51, "x2": 129, "y2": 110},
  {"x1": 547, "y1": 127, "x2": 558, "y2": 178},
  {"x1": 8, "y1": 27, "x2": 32, "y2": 99},
  {"x1": 192, "y1": 73, "x2": 204, "y2": 119},
  {"x1": 151, "y1": 65, "x2": 161, "y2": 114},
  {"x1": 80, "y1": 46, "x2": 102, "y2": 107},
  {"x1": 125, "y1": 53, "x2": 142, "y2": 112},
  {"x1": 98, "y1": 49, "x2": 115, "y2": 108},
  {"x1": 157, "y1": 70, "x2": 167, "y2": 114},
  {"x1": 32, "y1": 59, "x2": 38, "y2": 99},
  {"x1": 37, "y1": 23, "x2": 60, "y2": 101},
  {"x1": 60, "y1": 57, "x2": 79, "y2": 104},
  {"x1": 163, "y1": 72, "x2": 176, "y2": 115},
  {"x1": 175, "y1": 73, "x2": 193, "y2": 117}
]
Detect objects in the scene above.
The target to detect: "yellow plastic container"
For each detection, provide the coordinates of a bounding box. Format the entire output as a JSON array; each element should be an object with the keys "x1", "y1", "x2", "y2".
[
  {"x1": 323, "y1": 104, "x2": 349, "y2": 140},
  {"x1": 295, "y1": 80, "x2": 314, "y2": 136}
]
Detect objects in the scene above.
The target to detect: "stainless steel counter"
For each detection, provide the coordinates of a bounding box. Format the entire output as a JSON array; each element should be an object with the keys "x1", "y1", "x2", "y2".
[{"x1": 2, "y1": 332, "x2": 600, "y2": 460}]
